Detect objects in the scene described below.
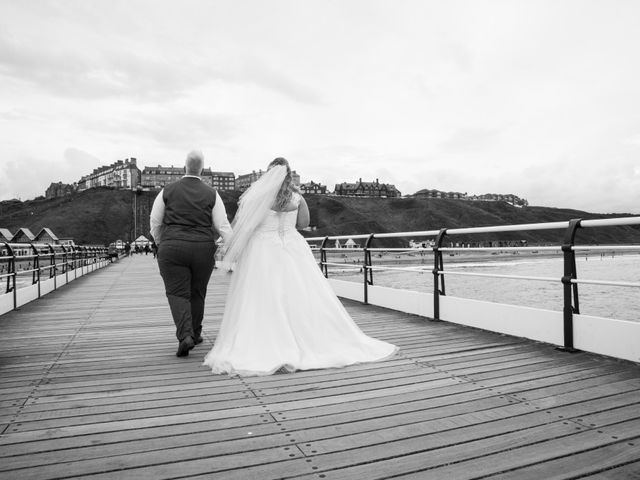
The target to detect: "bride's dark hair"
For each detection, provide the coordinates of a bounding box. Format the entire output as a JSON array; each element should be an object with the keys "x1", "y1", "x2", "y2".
[{"x1": 268, "y1": 157, "x2": 299, "y2": 210}]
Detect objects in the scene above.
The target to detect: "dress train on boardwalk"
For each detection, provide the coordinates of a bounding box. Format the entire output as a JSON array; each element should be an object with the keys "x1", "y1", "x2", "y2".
[{"x1": 203, "y1": 195, "x2": 397, "y2": 376}]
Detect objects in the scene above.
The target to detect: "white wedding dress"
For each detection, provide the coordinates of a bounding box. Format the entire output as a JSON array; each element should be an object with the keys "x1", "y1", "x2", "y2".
[{"x1": 203, "y1": 193, "x2": 397, "y2": 376}]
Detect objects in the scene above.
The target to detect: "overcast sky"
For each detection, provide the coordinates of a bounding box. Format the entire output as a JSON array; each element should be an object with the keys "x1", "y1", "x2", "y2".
[{"x1": 1, "y1": 0, "x2": 639, "y2": 214}]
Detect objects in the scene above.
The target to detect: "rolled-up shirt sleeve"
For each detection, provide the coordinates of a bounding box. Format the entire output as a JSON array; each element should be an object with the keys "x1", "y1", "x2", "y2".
[
  {"x1": 149, "y1": 190, "x2": 165, "y2": 243},
  {"x1": 212, "y1": 191, "x2": 233, "y2": 244}
]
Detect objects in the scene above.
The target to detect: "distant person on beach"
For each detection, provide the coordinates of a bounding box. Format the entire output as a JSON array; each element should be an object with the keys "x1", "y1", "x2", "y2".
[
  {"x1": 150, "y1": 150, "x2": 232, "y2": 357},
  {"x1": 203, "y1": 157, "x2": 397, "y2": 376},
  {"x1": 124, "y1": 242, "x2": 131, "y2": 257}
]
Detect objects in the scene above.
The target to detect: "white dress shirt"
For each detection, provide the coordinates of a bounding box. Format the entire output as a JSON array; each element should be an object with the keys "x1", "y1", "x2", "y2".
[{"x1": 149, "y1": 176, "x2": 233, "y2": 245}]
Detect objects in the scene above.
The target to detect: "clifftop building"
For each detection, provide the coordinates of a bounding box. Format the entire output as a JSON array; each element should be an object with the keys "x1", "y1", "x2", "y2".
[
  {"x1": 141, "y1": 165, "x2": 188, "y2": 188},
  {"x1": 413, "y1": 189, "x2": 528, "y2": 206},
  {"x1": 45, "y1": 182, "x2": 76, "y2": 199},
  {"x1": 235, "y1": 170, "x2": 263, "y2": 192},
  {"x1": 299, "y1": 181, "x2": 327, "y2": 194},
  {"x1": 209, "y1": 171, "x2": 235, "y2": 191},
  {"x1": 141, "y1": 165, "x2": 236, "y2": 190},
  {"x1": 334, "y1": 178, "x2": 401, "y2": 198},
  {"x1": 236, "y1": 169, "x2": 301, "y2": 192},
  {"x1": 413, "y1": 189, "x2": 467, "y2": 200},
  {"x1": 78, "y1": 158, "x2": 141, "y2": 191}
]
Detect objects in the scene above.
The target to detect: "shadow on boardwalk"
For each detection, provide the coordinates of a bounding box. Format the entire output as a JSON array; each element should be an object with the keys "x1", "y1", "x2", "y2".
[{"x1": 1, "y1": 256, "x2": 639, "y2": 479}]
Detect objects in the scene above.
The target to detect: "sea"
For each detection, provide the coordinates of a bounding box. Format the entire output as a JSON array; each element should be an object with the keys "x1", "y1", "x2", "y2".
[{"x1": 330, "y1": 250, "x2": 640, "y2": 322}]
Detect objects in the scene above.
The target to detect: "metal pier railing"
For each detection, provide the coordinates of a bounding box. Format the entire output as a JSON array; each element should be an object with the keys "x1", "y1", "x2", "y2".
[
  {"x1": 0, "y1": 242, "x2": 109, "y2": 313},
  {"x1": 306, "y1": 216, "x2": 640, "y2": 362}
]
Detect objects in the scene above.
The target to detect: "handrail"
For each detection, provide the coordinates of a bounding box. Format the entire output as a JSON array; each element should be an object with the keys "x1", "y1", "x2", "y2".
[
  {"x1": 440, "y1": 246, "x2": 561, "y2": 252},
  {"x1": 307, "y1": 215, "x2": 640, "y2": 353},
  {"x1": 305, "y1": 216, "x2": 640, "y2": 242},
  {"x1": 0, "y1": 242, "x2": 110, "y2": 312}
]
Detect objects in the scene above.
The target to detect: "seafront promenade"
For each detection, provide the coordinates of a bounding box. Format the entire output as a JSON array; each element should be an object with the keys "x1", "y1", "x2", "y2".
[{"x1": 0, "y1": 256, "x2": 639, "y2": 479}]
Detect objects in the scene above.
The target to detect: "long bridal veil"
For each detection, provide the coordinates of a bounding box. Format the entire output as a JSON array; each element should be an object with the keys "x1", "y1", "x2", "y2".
[
  {"x1": 220, "y1": 165, "x2": 287, "y2": 269},
  {"x1": 204, "y1": 162, "x2": 398, "y2": 376}
]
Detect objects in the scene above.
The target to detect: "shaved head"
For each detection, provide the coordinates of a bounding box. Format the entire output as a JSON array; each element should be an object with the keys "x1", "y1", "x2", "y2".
[{"x1": 185, "y1": 150, "x2": 204, "y2": 175}]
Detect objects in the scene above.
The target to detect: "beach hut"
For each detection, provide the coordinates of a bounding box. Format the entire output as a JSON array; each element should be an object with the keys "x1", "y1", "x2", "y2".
[
  {"x1": 134, "y1": 235, "x2": 150, "y2": 247},
  {"x1": 0, "y1": 228, "x2": 13, "y2": 242},
  {"x1": 11, "y1": 228, "x2": 35, "y2": 243},
  {"x1": 344, "y1": 238, "x2": 358, "y2": 249},
  {"x1": 35, "y1": 228, "x2": 59, "y2": 244}
]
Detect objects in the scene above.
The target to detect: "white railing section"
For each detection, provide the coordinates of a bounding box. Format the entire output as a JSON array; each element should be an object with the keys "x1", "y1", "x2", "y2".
[
  {"x1": 306, "y1": 216, "x2": 640, "y2": 363},
  {"x1": 0, "y1": 242, "x2": 111, "y2": 316}
]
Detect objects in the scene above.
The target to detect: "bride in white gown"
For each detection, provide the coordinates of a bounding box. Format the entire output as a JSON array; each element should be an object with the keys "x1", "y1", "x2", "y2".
[{"x1": 203, "y1": 158, "x2": 397, "y2": 376}]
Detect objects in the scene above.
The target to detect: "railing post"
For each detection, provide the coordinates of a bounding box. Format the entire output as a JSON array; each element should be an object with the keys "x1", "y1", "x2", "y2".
[
  {"x1": 75, "y1": 246, "x2": 80, "y2": 277},
  {"x1": 319, "y1": 237, "x2": 329, "y2": 278},
  {"x1": 4, "y1": 243, "x2": 17, "y2": 310},
  {"x1": 2, "y1": 242, "x2": 10, "y2": 294},
  {"x1": 71, "y1": 246, "x2": 78, "y2": 279},
  {"x1": 29, "y1": 243, "x2": 42, "y2": 299},
  {"x1": 47, "y1": 244, "x2": 56, "y2": 291},
  {"x1": 46, "y1": 244, "x2": 54, "y2": 279},
  {"x1": 61, "y1": 244, "x2": 68, "y2": 282},
  {"x1": 82, "y1": 246, "x2": 88, "y2": 273},
  {"x1": 432, "y1": 229, "x2": 447, "y2": 321},
  {"x1": 560, "y1": 218, "x2": 582, "y2": 352},
  {"x1": 363, "y1": 234, "x2": 375, "y2": 305}
]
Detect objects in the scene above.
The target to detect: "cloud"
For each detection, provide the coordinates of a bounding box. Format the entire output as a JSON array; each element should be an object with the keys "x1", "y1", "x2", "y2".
[
  {"x1": 0, "y1": 32, "x2": 212, "y2": 101},
  {"x1": 0, "y1": 149, "x2": 98, "y2": 200},
  {"x1": 0, "y1": 17, "x2": 323, "y2": 106},
  {"x1": 75, "y1": 109, "x2": 239, "y2": 151},
  {"x1": 439, "y1": 126, "x2": 502, "y2": 153},
  {"x1": 1, "y1": 0, "x2": 640, "y2": 216},
  {"x1": 624, "y1": 134, "x2": 640, "y2": 146},
  {"x1": 235, "y1": 60, "x2": 324, "y2": 105},
  {"x1": 63, "y1": 148, "x2": 102, "y2": 170},
  {"x1": 518, "y1": 156, "x2": 640, "y2": 213}
]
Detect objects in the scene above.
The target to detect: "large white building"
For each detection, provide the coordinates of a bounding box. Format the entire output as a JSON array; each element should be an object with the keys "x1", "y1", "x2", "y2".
[{"x1": 78, "y1": 158, "x2": 141, "y2": 191}]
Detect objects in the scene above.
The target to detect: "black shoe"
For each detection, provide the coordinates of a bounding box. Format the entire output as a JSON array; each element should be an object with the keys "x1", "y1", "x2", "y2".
[
  {"x1": 194, "y1": 335, "x2": 203, "y2": 345},
  {"x1": 176, "y1": 336, "x2": 195, "y2": 357}
]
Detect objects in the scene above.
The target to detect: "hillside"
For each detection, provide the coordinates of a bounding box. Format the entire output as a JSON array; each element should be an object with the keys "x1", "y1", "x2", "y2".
[
  {"x1": 305, "y1": 195, "x2": 640, "y2": 246},
  {"x1": 0, "y1": 188, "x2": 638, "y2": 246}
]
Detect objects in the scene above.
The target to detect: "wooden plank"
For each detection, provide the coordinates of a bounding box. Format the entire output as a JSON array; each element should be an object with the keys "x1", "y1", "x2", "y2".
[
  {"x1": 268, "y1": 390, "x2": 640, "y2": 475},
  {"x1": 0, "y1": 413, "x2": 277, "y2": 457},
  {"x1": 394, "y1": 420, "x2": 640, "y2": 480},
  {"x1": 0, "y1": 445, "x2": 306, "y2": 480},
  {"x1": 289, "y1": 417, "x2": 640, "y2": 480},
  {"x1": 579, "y1": 461, "x2": 640, "y2": 479},
  {"x1": 0, "y1": 428, "x2": 303, "y2": 477},
  {"x1": 0, "y1": 404, "x2": 270, "y2": 444},
  {"x1": 485, "y1": 437, "x2": 640, "y2": 479}
]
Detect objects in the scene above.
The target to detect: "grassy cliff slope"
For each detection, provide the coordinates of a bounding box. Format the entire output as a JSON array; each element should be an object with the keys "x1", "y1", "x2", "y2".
[{"x1": 1, "y1": 189, "x2": 638, "y2": 246}]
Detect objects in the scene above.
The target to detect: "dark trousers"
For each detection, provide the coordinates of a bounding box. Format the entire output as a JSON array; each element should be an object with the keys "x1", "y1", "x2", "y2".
[{"x1": 157, "y1": 240, "x2": 216, "y2": 342}]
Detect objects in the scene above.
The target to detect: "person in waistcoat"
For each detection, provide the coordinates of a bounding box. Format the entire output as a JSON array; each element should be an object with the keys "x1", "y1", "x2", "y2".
[{"x1": 150, "y1": 150, "x2": 232, "y2": 357}]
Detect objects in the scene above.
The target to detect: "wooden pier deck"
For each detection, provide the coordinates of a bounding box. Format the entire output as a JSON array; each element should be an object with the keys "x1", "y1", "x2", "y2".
[{"x1": 1, "y1": 255, "x2": 639, "y2": 479}]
